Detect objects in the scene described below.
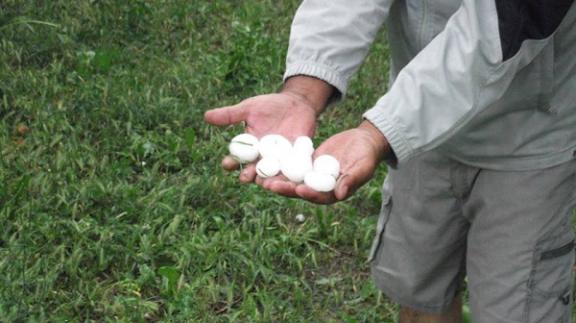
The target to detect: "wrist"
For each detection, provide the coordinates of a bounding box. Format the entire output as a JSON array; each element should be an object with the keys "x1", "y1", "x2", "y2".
[
  {"x1": 281, "y1": 75, "x2": 336, "y2": 116},
  {"x1": 358, "y1": 120, "x2": 393, "y2": 161}
]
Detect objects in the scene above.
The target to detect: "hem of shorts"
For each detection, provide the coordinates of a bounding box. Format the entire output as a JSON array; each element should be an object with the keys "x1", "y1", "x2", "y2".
[
  {"x1": 437, "y1": 146, "x2": 576, "y2": 171},
  {"x1": 371, "y1": 269, "x2": 454, "y2": 314}
]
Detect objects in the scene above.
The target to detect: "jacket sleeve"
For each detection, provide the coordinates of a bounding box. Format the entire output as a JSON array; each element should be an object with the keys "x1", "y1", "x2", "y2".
[
  {"x1": 363, "y1": 0, "x2": 575, "y2": 163},
  {"x1": 284, "y1": 0, "x2": 394, "y2": 97}
]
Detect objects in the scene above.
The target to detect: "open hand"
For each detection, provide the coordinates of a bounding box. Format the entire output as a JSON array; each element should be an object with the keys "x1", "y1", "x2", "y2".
[
  {"x1": 205, "y1": 76, "x2": 333, "y2": 186},
  {"x1": 204, "y1": 92, "x2": 317, "y2": 182},
  {"x1": 258, "y1": 120, "x2": 391, "y2": 204}
]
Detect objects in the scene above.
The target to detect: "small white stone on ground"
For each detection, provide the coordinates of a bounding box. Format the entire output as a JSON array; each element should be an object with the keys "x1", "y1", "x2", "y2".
[{"x1": 295, "y1": 214, "x2": 306, "y2": 223}]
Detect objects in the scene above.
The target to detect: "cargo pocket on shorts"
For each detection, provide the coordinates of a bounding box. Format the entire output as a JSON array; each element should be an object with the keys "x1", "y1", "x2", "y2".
[
  {"x1": 367, "y1": 182, "x2": 393, "y2": 263},
  {"x1": 524, "y1": 229, "x2": 575, "y2": 323}
]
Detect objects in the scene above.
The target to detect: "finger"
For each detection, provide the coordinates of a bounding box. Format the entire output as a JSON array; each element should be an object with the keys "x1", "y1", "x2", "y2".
[
  {"x1": 253, "y1": 172, "x2": 287, "y2": 188},
  {"x1": 221, "y1": 156, "x2": 240, "y2": 171},
  {"x1": 255, "y1": 175, "x2": 265, "y2": 186},
  {"x1": 204, "y1": 104, "x2": 248, "y2": 126},
  {"x1": 334, "y1": 174, "x2": 351, "y2": 201},
  {"x1": 239, "y1": 164, "x2": 257, "y2": 184},
  {"x1": 260, "y1": 173, "x2": 289, "y2": 188},
  {"x1": 265, "y1": 178, "x2": 300, "y2": 198},
  {"x1": 334, "y1": 162, "x2": 374, "y2": 201},
  {"x1": 254, "y1": 174, "x2": 285, "y2": 189},
  {"x1": 295, "y1": 184, "x2": 337, "y2": 204},
  {"x1": 256, "y1": 175, "x2": 300, "y2": 198}
]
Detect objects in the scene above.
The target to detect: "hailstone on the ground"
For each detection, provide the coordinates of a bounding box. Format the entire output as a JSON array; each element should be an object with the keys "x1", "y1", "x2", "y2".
[{"x1": 295, "y1": 213, "x2": 306, "y2": 223}]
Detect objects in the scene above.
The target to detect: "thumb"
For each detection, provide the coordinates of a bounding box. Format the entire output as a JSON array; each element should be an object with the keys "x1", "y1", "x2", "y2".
[
  {"x1": 204, "y1": 104, "x2": 247, "y2": 126},
  {"x1": 334, "y1": 174, "x2": 352, "y2": 201},
  {"x1": 334, "y1": 163, "x2": 374, "y2": 201}
]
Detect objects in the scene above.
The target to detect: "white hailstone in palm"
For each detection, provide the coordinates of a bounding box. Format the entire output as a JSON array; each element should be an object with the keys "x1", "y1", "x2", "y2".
[
  {"x1": 293, "y1": 136, "x2": 314, "y2": 156},
  {"x1": 229, "y1": 133, "x2": 259, "y2": 163},
  {"x1": 313, "y1": 155, "x2": 340, "y2": 178},
  {"x1": 304, "y1": 171, "x2": 337, "y2": 192},
  {"x1": 280, "y1": 151, "x2": 313, "y2": 183},
  {"x1": 256, "y1": 157, "x2": 281, "y2": 178},
  {"x1": 258, "y1": 134, "x2": 292, "y2": 159}
]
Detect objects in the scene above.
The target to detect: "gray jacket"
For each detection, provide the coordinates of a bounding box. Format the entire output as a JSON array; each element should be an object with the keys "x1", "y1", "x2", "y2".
[{"x1": 284, "y1": 0, "x2": 576, "y2": 170}]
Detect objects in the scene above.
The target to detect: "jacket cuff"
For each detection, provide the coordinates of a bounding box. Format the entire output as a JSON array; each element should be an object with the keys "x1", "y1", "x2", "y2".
[
  {"x1": 284, "y1": 60, "x2": 348, "y2": 99},
  {"x1": 363, "y1": 107, "x2": 415, "y2": 163}
]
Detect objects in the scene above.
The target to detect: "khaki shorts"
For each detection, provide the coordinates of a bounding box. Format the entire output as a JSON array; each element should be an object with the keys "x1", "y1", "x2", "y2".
[{"x1": 369, "y1": 151, "x2": 576, "y2": 323}]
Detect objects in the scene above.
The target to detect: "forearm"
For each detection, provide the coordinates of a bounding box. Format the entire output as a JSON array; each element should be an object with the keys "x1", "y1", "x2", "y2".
[
  {"x1": 285, "y1": 0, "x2": 393, "y2": 98},
  {"x1": 281, "y1": 75, "x2": 335, "y2": 115}
]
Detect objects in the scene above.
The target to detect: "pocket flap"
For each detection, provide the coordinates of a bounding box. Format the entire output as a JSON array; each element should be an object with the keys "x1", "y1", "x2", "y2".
[{"x1": 541, "y1": 240, "x2": 575, "y2": 261}]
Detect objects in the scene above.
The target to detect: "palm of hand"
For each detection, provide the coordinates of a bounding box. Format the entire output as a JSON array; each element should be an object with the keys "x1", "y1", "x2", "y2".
[
  {"x1": 205, "y1": 92, "x2": 318, "y2": 183},
  {"x1": 241, "y1": 94, "x2": 316, "y2": 140},
  {"x1": 318, "y1": 129, "x2": 381, "y2": 179},
  {"x1": 292, "y1": 128, "x2": 382, "y2": 204},
  {"x1": 258, "y1": 127, "x2": 382, "y2": 204}
]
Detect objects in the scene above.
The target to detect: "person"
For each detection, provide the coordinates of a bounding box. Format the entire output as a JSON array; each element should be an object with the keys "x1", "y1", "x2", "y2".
[{"x1": 205, "y1": 1, "x2": 576, "y2": 322}]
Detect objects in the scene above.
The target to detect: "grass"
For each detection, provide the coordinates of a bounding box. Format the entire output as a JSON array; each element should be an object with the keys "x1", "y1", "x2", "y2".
[
  {"x1": 0, "y1": 1, "x2": 573, "y2": 322},
  {"x1": 0, "y1": 1, "x2": 393, "y2": 321}
]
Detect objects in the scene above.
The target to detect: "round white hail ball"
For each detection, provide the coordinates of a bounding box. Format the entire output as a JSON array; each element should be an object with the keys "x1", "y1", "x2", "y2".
[
  {"x1": 295, "y1": 213, "x2": 306, "y2": 223},
  {"x1": 229, "y1": 133, "x2": 259, "y2": 163},
  {"x1": 313, "y1": 155, "x2": 340, "y2": 178},
  {"x1": 280, "y1": 151, "x2": 313, "y2": 183},
  {"x1": 258, "y1": 134, "x2": 292, "y2": 159},
  {"x1": 256, "y1": 157, "x2": 281, "y2": 178},
  {"x1": 304, "y1": 171, "x2": 337, "y2": 192},
  {"x1": 293, "y1": 136, "x2": 314, "y2": 156}
]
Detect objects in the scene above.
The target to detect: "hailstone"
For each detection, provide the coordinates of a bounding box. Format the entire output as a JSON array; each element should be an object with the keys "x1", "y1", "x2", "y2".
[
  {"x1": 313, "y1": 155, "x2": 340, "y2": 178},
  {"x1": 259, "y1": 134, "x2": 292, "y2": 159},
  {"x1": 293, "y1": 136, "x2": 314, "y2": 156},
  {"x1": 280, "y1": 151, "x2": 313, "y2": 183},
  {"x1": 256, "y1": 157, "x2": 281, "y2": 178},
  {"x1": 295, "y1": 213, "x2": 306, "y2": 223},
  {"x1": 304, "y1": 171, "x2": 337, "y2": 192},
  {"x1": 229, "y1": 133, "x2": 259, "y2": 163}
]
